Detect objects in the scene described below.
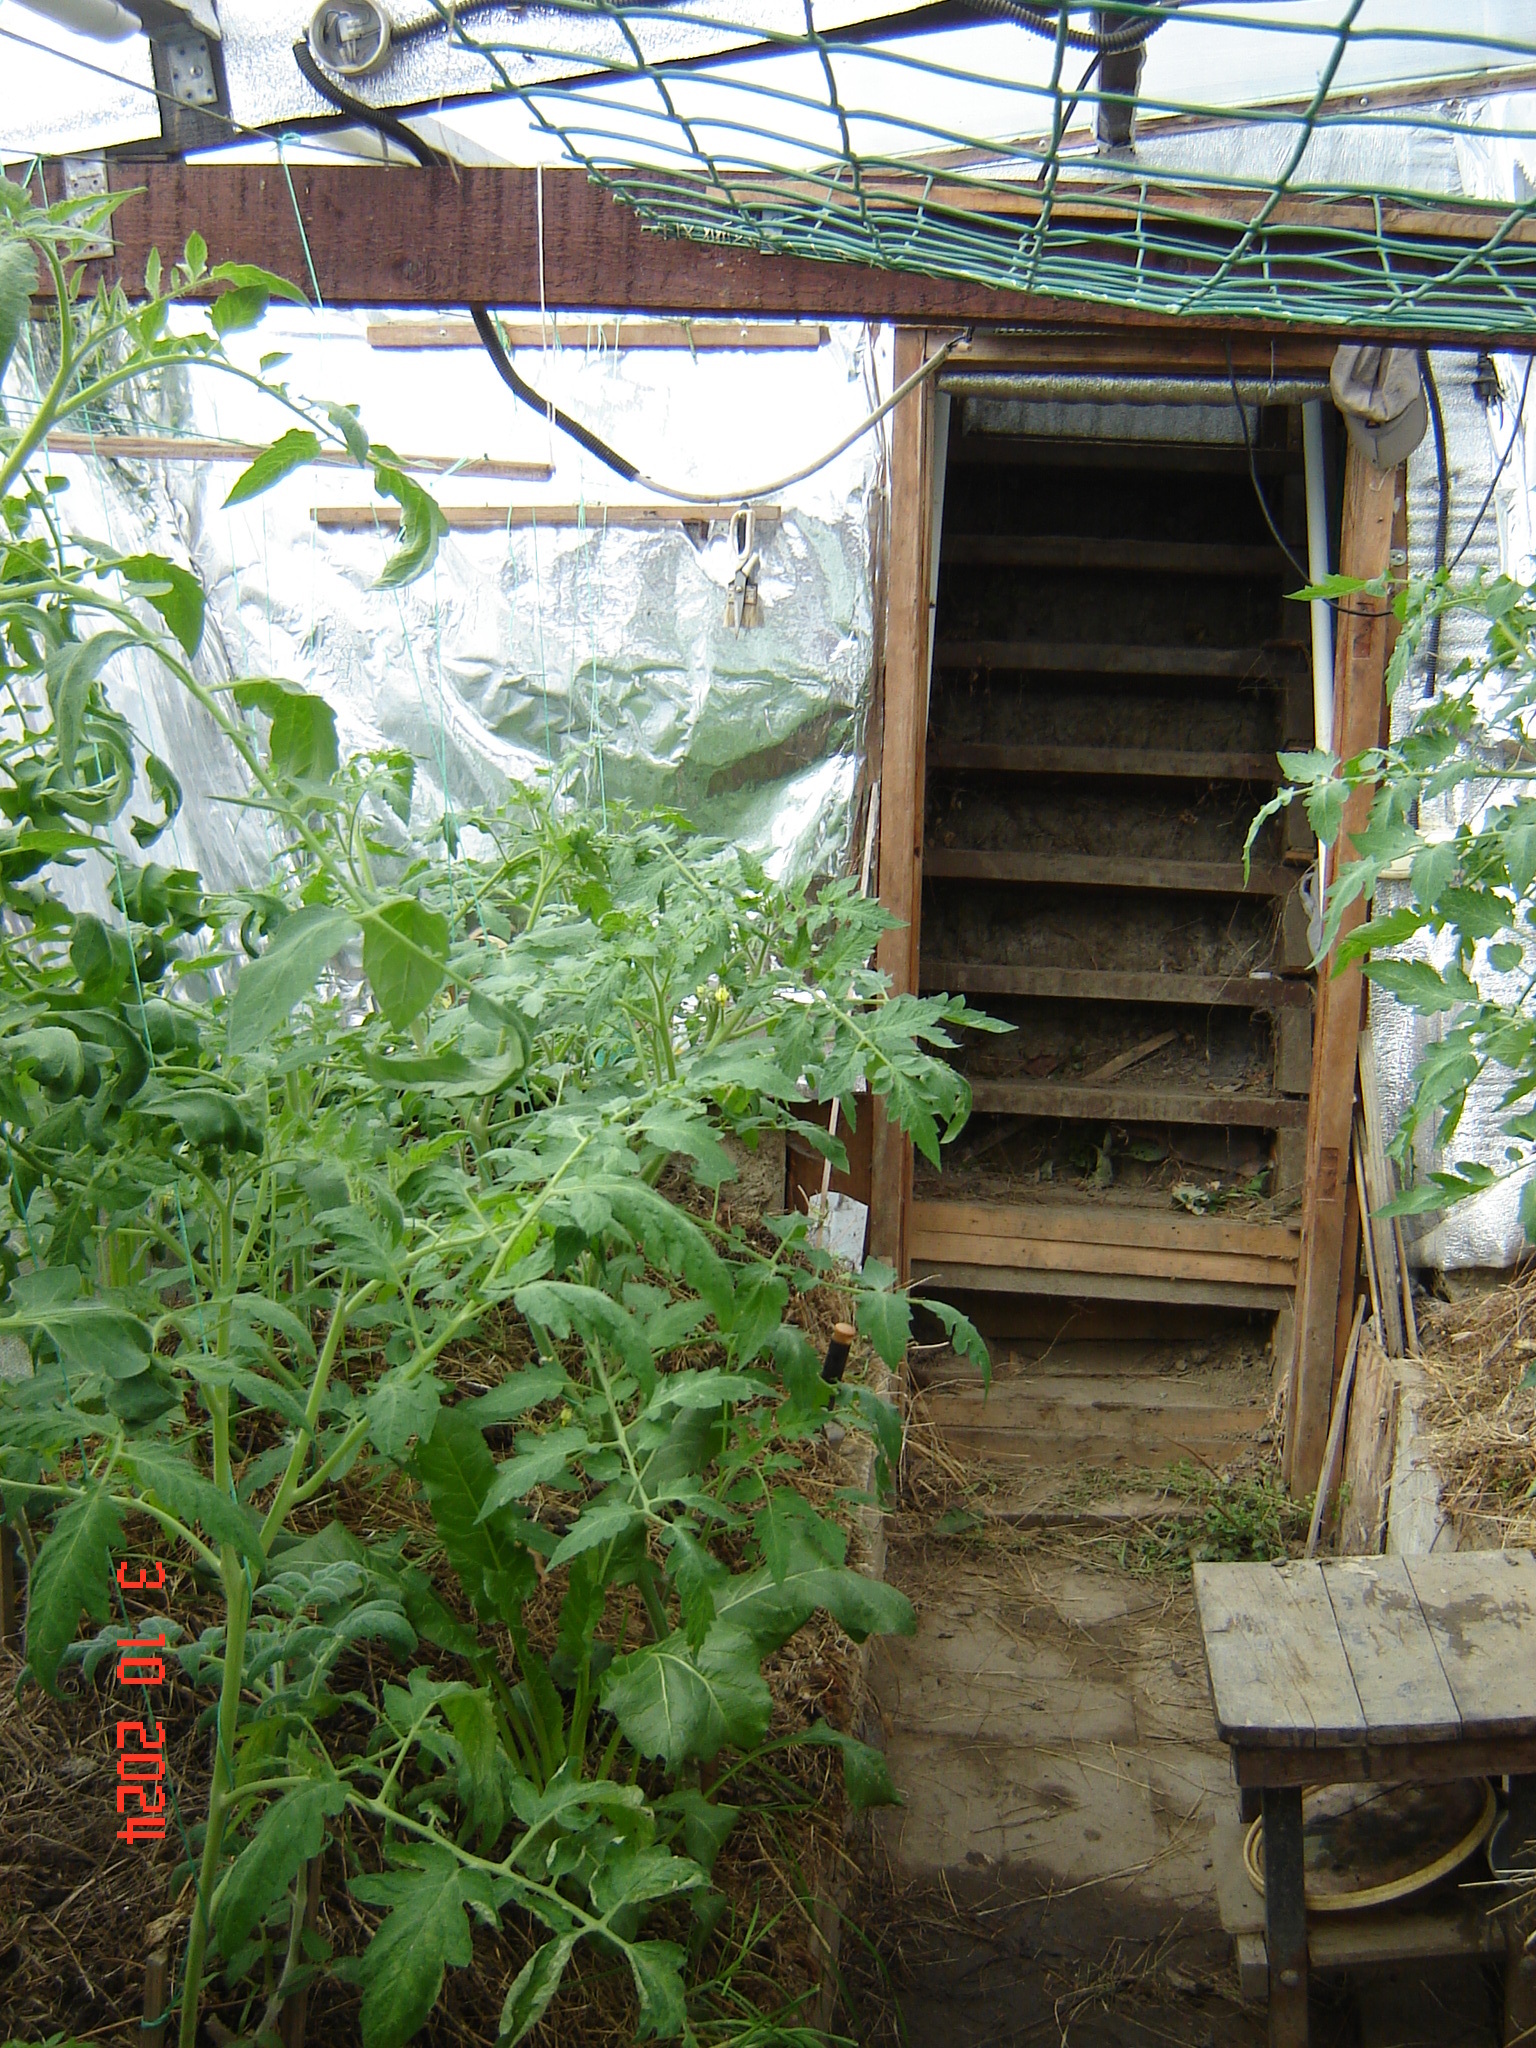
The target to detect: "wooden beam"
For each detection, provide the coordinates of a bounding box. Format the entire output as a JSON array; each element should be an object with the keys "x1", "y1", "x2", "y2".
[
  {"x1": 925, "y1": 741, "x2": 1279, "y2": 782},
  {"x1": 47, "y1": 163, "x2": 1536, "y2": 340},
  {"x1": 913, "y1": 1263, "x2": 1294, "y2": 1310},
  {"x1": 34, "y1": 162, "x2": 1199, "y2": 323},
  {"x1": 919, "y1": 962, "x2": 1311, "y2": 1009},
  {"x1": 965, "y1": 1079, "x2": 1308, "y2": 1127},
  {"x1": 313, "y1": 503, "x2": 779, "y2": 532},
  {"x1": 868, "y1": 326, "x2": 936, "y2": 1279},
  {"x1": 939, "y1": 535, "x2": 1287, "y2": 575},
  {"x1": 934, "y1": 639, "x2": 1305, "y2": 678},
  {"x1": 922, "y1": 849, "x2": 1293, "y2": 894},
  {"x1": 948, "y1": 435, "x2": 1304, "y2": 476},
  {"x1": 1284, "y1": 447, "x2": 1401, "y2": 1497},
  {"x1": 910, "y1": 1197, "x2": 1298, "y2": 1260},
  {"x1": 367, "y1": 317, "x2": 829, "y2": 351},
  {"x1": 43, "y1": 431, "x2": 550, "y2": 481}
]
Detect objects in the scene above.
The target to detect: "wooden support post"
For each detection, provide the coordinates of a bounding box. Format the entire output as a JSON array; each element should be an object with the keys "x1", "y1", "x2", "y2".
[
  {"x1": 280, "y1": 1852, "x2": 324, "y2": 2048},
  {"x1": 1284, "y1": 447, "x2": 1401, "y2": 1495},
  {"x1": 1262, "y1": 1786, "x2": 1309, "y2": 2048},
  {"x1": 0, "y1": 1522, "x2": 17, "y2": 1650},
  {"x1": 869, "y1": 327, "x2": 938, "y2": 1280}
]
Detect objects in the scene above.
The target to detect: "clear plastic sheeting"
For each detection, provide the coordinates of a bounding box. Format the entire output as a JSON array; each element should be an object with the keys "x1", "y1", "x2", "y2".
[{"x1": 30, "y1": 309, "x2": 885, "y2": 889}]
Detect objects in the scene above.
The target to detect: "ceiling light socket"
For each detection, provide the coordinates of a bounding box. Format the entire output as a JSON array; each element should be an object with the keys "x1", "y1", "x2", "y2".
[{"x1": 308, "y1": 0, "x2": 393, "y2": 77}]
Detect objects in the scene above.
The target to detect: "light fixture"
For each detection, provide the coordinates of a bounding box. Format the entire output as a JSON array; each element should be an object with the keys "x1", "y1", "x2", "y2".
[{"x1": 308, "y1": 0, "x2": 392, "y2": 77}]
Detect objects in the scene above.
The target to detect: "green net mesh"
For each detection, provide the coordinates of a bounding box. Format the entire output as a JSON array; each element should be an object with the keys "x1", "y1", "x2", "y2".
[{"x1": 420, "y1": 1, "x2": 1536, "y2": 331}]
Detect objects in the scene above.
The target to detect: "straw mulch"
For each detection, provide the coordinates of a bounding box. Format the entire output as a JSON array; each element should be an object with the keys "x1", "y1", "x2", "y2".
[{"x1": 1414, "y1": 1263, "x2": 1536, "y2": 1549}]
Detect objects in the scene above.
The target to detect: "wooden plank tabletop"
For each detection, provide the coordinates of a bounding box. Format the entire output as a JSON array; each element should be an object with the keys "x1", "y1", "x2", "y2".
[
  {"x1": 1193, "y1": 1562, "x2": 1366, "y2": 1749},
  {"x1": 1194, "y1": 1551, "x2": 1536, "y2": 1758}
]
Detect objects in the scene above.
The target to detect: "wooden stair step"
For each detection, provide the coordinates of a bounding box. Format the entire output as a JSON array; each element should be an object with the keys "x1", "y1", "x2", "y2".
[
  {"x1": 911, "y1": 1198, "x2": 1300, "y2": 1260},
  {"x1": 934, "y1": 639, "x2": 1304, "y2": 678},
  {"x1": 923, "y1": 1375, "x2": 1269, "y2": 1463},
  {"x1": 919, "y1": 962, "x2": 1311, "y2": 1009},
  {"x1": 926, "y1": 740, "x2": 1280, "y2": 782},
  {"x1": 923, "y1": 849, "x2": 1293, "y2": 895},
  {"x1": 964, "y1": 1078, "x2": 1307, "y2": 1128},
  {"x1": 914, "y1": 1263, "x2": 1294, "y2": 1309},
  {"x1": 939, "y1": 534, "x2": 1287, "y2": 576}
]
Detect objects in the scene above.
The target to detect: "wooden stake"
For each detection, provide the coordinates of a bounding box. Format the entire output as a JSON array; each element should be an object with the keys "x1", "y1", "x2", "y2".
[
  {"x1": 1307, "y1": 1297, "x2": 1366, "y2": 1557},
  {"x1": 1396, "y1": 1216, "x2": 1419, "y2": 1355},
  {"x1": 142, "y1": 1947, "x2": 169, "y2": 2048},
  {"x1": 1353, "y1": 1119, "x2": 1385, "y2": 1339},
  {"x1": 279, "y1": 1854, "x2": 324, "y2": 2048}
]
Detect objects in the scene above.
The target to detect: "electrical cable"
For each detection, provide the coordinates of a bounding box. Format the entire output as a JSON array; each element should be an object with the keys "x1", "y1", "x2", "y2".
[
  {"x1": 294, "y1": 37, "x2": 965, "y2": 505},
  {"x1": 1418, "y1": 347, "x2": 1448, "y2": 697},
  {"x1": 1451, "y1": 352, "x2": 1533, "y2": 573},
  {"x1": 957, "y1": 0, "x2": 1183, "y2": 50},
  {"x1": 1225, "y1": 338, "x2": 1309, "y2": 585}
]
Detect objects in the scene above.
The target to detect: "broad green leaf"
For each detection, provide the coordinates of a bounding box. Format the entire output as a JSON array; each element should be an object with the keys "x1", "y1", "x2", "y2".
[
  {"x1": 442, "y1": 1685, "x2": 504, "y2": 1836},
  {"x1": 1362, "y1": 958, "x2": 1465, "y2": 1014},
  {"x1": 5, "y1": 1267, "x2": 153, "y2": 1380},
  {"x1": 116, "y1": 553, "x2": 205, "y2": 656},
  {"x1": 224, "y1": 428, "x2": 320, "y2": 509},
  {"x1": 547, "y1": 1498, "x2": 643, "y2": 1567},
  {"x1": 372, "y1": 464, "x2": 449, "y2": 589},
  {"x1": 208, "y1": 259, "x2": 309, "y2": 303},
  {"x1": 640, "y1": 1106, "x2": 735, "y2": 1187},
  {"x1": 363, "y1": 897, "x2": 449, "y2": 1029},
  {"x1": 714, "y1": 1525, "x2": 914, "y2": 1652},
  {"x1": 478, "y1": 1428, "x2": 591, "y2": 1517},
  {"x1": 352, "y1": 1846, "x2": 491, "y2": 2048},
  {"x1": 0, "y1": 238, "x2": 34, "y2": 383},
  {"x1": 461, "y1": 1366, "x2": 569, "y2": 1429},
  {"x1": 218, "y1": 1779, "x2": 344, "y2": 1952},
  {"x1": 754, "y1": 1487, "x2": 844, "y2": 1582},
  {"x1": 25, "y1": 1485, "x2": 123, "y2": 1693},
  {"x1": 231, "y1": 681, "x2": 339, "y2": 783},
  {"x1": 627, "y1": 1939, "x2": 689, "y2": 2040},
  {"x1": 913, "y1": 1297, "x2": 991, "y2": 1384},
  {"x1": 228, "y1": 905, "x2": 359, "y2": 1055},
  {"x1": 513, "y1": 1281, "x2": 654, "y2": 1386},
  {"x1": 854, "y1": 1267, "x2": 910, "y2": 1369},
  {"x1": 498, "y1": 1935, "x2": 575, "y2": 2046},
  {"x1": 125, "y1": 1445, "x2": 264, "y2": 1562},
  {"x1": 589, "y1": 1844, "x2": 705, "y2": 1914},
  {"x1": 600, "y1": 1621, "x2": 771, "y2": 1770},
  {"x1": 724, "y1": 1265, "x2": 788, "y2": 1367},
  {"x1": 794, "y1": 1721, "x2": 901, "y2": 1811},
  {"x1": 414, "y1": 1404, "x2": 536, "y2": 1629},
  {"x1": 656, "y1": 1786, "x2": 740, "y2": 1874},
  {"x1": 210, "y1": 282, "x2": 269, "y2": 335},
  {"x1": 367, "y1": 1370, "x2": 443, "y2": 1459}
]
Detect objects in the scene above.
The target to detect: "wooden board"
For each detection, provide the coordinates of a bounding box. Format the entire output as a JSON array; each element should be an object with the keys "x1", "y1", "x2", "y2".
[
  {"x1": 366, "y1": 318, "x2": 828, "y2": 350},
  {"x1": 1403, "y1": 1551, "x2": 1536, "y2": 1740},
  {"x1": 948, "y1": 436, "x2": 1303, "y2": 476},
  {"x1": 45, "y1": 432, "x2": 550, "y2": 480},
  {"x1": 1284, "y1": 448, "x2": 1400, "y2": 1495},
  {"x1": 908, "y1": 1229, "x2": 1295, "y2": 1288},
  {"x1": 965, "y1": 1078, "x2": 1307, "y2": 1128},
  {"x1": 1357, "y1": 1029, "x2": 1407, "y2": 1358},
  {"x1": 1339, "y1": 1322, "x2": 1398, "y2": 1555},
  {"x1": 909, "y1": 1199, "x2": 1298, "y2": 1259},
  {"x1": 313, "y1": 503, "x2": 778, "y2": 531},
  {"x1": 1320, "y1": 1559, "x2": 1462, "y2": 1744},
  {"x1": 1193, "y1": 1561, "x2": 1367, "y2": 1749},
  {"x1": 938, "y1": 535, "x2": 1286, "y2": 575},
  {"x1": 933, "y1": 639, "x2": 1302, "y2": 678},
  {"x1": 922, "y1": 848, "x2": 1292, "y2": 894},
  {"x1": 919, "y1": 961, "x2": 1312, "y2": 1009},
  {"x1": 914, "y1": 1262, "x2": 1294, "y2": 1309},
  {"x1": 925, "y1": 741, "x2": 1279, "y2": 782}
]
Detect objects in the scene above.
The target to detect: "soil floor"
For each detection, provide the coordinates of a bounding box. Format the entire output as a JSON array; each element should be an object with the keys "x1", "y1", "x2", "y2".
[{"x1": 846, "y1": 1334, "x2": 1504, "y2": 2048}]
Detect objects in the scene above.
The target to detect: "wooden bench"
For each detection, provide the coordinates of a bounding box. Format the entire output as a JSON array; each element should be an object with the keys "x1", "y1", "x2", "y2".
[{"x1": 1193, "y1": 1552, "x2": 1536, "y2": 2048}]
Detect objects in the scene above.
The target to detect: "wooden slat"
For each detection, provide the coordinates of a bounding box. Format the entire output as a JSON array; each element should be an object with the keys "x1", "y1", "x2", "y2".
[
  {"x1": 868, "y1": 327, "x2": 937, "y2": 1278},
  {"x1": 1233, "y1": 1734, "x2": 1536, "y2": 1788},
  {"x1": 1285, "y1": 448, "x2": 1400, "y2": 1495},
  {"x1": 1193, "y1": 1562, "x2": 1367, "y2": 1750},
  {"x1": 909, "y1": 1198, "x2": 1298, "y2": 1260},
  {"x1": 1358, "y1": 1030, "x2": 1407, "y2": 1358},
  {"x1": 948, "y1": 436, "x2": 1303, "y2": 476},
  {"x1": 966, "y1": 1078, "x2": 1307, "y2": 1128},
  {"x1": 1403, "y1": 1551, "x2": 1536, "y2": 1740},
  {"x1": 911, "y1": 1262, "x2": 1294, "y2": 1310},
  {"x1": 939, "y1": 534, "x2": 1287, "y2": 575},
  {"x1": 934, "y1": 639, "x2": 1301, "y2": 678},
  {"x1": 923, "y1": 848, "x2": 1292, "y2": 894},
  {"x1": 919, "y1": 961, "x2": 1311, "y2": 1009},
  {"x1": 1321, "y1": 1559, "x2": 1462, "y2": 1745},
  {"x1": 313, "y1": 503, "x2": 778, "y2": 532},
  {"x1": 925, "y1": 741, "x2": 1279, "y2": 782},
  {"x1": 366, "y1": 317, "x2": 828, "y2": 351},
  {"x1": 44, "y1": 431, "x2": 550, "y2": 481},
  {"x1": 1339, "y1": 1324, "x2": 1398, "y2": 1556},
  {"x1": 909, "y1": 1217, "x2": 1295, "y2": 1284}
]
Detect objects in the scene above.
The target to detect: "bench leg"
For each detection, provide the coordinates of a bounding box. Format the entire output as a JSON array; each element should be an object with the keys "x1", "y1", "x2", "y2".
[
  {"x1": 1505, "y1": 1775, "x2": 1536, "y2": 2048},
  {"x1": 1264, "y1": 1786, "x2": 1308, "y2": 2048}
]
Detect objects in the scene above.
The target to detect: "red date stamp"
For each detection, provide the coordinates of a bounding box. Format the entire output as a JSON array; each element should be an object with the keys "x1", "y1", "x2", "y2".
[{"x1": 114, "y1": 1558, "x2": 171, "y2": 1846}]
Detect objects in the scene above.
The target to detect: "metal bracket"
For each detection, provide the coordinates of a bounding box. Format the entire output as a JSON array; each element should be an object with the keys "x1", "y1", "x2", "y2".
[
  {"x1": 60, "y1": 157, "x2": 114, "y2": 260},
  {"x1": 723, "y1": 505, "x2": 764, "y2": 631}
]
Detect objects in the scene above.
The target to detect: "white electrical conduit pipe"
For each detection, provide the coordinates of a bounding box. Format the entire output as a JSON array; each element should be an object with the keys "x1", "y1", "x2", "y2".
[
  {"x1": 1302, "y1": 398, "x2": 1336, "y2": 902},
  {"x1": 10, "y1": 0, "x2": 140, "y2": 38}
]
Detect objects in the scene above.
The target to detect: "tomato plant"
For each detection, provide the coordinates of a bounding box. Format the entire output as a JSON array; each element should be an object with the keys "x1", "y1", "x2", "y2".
[{"x1": 0, "y1": 182, "x2": 1000, "y2": 2047}]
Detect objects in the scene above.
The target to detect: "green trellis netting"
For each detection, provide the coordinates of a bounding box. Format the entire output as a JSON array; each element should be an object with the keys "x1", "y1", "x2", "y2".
[{"x1": 351, "y1": 0, "x2": 1536, "y2": 332}]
